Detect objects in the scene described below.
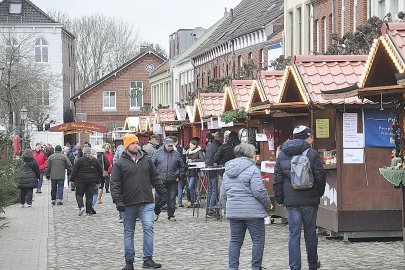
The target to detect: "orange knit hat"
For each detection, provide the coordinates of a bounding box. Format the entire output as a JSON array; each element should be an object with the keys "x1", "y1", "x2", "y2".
[{"x1": 123, "y1": 134, "x2": 139, "y2": 149}]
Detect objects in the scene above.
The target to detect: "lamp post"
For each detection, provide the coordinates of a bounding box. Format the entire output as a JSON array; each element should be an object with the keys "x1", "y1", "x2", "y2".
[{"x1": 20, "y1": 106, "x2": 28, "y2": 151}]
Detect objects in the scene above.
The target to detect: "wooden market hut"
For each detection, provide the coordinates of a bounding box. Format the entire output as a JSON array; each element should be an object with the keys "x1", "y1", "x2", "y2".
[
  {"x1": 177, "y1": 106, "x2": 195, "y2": 147},
  {"x1": 157, "y1": 108, "x2": 179, "y2": 136},
  {"x1": 321, "y1": 22, "x2": 405, "y2": 248},
  {"x1": 192, "y1": 93, "x2": 224, "y2": 148},
  {"x1": 262, "y1": 55, "x2": 403, "y2": 240}
]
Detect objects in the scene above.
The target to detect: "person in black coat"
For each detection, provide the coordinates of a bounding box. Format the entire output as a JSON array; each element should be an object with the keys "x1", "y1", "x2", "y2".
[
  {"x1": 214, "y1": 131, "x2": 240, "y2": 166},
  {"x1": 18, "y1": 149, "x2": 40, "y2": 207},
  {"x1": 71, "y1": 147, "x2": 103, "y2": 216},
  {"x1": 204, "y1": 132, "x2": 223, "y2": 215},
  {"x1": 273, "y1": 125, "x2": 325, "y2": 270}
]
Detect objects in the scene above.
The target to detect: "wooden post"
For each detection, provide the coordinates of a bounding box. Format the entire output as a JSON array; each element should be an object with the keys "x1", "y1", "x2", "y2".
[{"x1": 403, "y1": 184, "x2": 405, "y2": 253}]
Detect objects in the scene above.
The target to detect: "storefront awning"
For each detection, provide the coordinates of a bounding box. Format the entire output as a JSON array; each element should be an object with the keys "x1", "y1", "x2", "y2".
[{"x1": 49, "y1": 122, "x2": 108, "y2": 133}]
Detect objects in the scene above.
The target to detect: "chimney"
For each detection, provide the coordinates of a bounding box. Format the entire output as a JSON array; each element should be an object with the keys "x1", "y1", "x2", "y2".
[
  {"x1": 230, "y1": 8, "x2": 234, "y2": 20},
  {"x1": 224, "y1": 7, "x2": 228, "y2": 17},
  {"x1": 140, "y1": 46, "x2": 150, "y2": 54}
]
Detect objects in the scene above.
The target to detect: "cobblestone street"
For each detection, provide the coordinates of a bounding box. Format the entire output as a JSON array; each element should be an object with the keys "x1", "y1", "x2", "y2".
[
  {"x1": 1, "y1": 182, "x2": 404, "y2": 270},
  {"x1": 49, "y1": 185, "x2": 404, "y2": 270}
]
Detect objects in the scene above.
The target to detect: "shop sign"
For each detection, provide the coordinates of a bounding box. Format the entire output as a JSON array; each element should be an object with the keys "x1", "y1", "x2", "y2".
[
  {"x1": 261, "y1": 160, "x2": 276, "y2": 173},
  {"x1": 363, "y1": 109, "x2": 395, "y2": 148},
  {"x1": 49, "y1": 122, "x2": 108, "y2": 133}
]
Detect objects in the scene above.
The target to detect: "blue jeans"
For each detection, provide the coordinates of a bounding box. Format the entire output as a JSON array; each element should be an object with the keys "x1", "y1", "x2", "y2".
[
  {"x1": 207, "y1": 176, "x2": 217, "y2": 208},
  {"x1": 287, "y1": 206, "x2": 319, "y2": 270},
  {"x1": 123, "y1": 203, "x2": 155, "y2": 263},
  {"x1": 187, "y1": 176, "x2": 196, "y2": 203},
  {"x1": 51, "y1": 179, "x2": 64, "y2": 202},
  {"x1": 229, "y1": 219, "x2": 265, "y2": 270},
  {"x1": 37, "y1": 172, "x2": 44, "y2": 191}
]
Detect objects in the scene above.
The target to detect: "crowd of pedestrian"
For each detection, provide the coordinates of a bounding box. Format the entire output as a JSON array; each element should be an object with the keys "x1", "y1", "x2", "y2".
[{"x1": 15, "y1": 125, "x2": 325, "y2": 270}]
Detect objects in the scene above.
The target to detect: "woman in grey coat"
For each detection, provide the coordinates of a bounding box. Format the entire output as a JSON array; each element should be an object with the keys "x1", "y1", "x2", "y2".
[{"x1": 221, "y1": 143, "x2": 272, "y2": 270}]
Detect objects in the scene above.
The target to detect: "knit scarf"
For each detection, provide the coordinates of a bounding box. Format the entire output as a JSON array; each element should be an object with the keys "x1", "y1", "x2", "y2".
[{"x1": 186, "y1": 146, "x2": 202, "y2": 155}]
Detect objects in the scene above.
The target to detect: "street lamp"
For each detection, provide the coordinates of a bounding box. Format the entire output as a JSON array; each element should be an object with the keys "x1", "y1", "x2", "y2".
[{"x1": 20, "y1": 106, "x2": 28, "y2": 151}]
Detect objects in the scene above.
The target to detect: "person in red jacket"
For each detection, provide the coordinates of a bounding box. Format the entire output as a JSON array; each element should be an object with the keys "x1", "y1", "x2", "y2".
[
  {"x1": 33, "y1": 142, "x2": 47, "y2": 193},
  {"x1": 104, "y1": 143, "x2": 114, "y2": 193}
]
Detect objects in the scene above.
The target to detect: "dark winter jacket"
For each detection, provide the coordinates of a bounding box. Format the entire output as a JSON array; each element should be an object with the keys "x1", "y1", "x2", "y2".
[
  {"x1": 97, "y1": 152, "x2": 110, "y2": 173},
  {"x1": 110, "y1": 150, "x2": 168, "y2": 206},
  {"x1": 152, "y1": 148, "x2": 185, "y2": 182},
  {"x1": 214, "y1": 136, "x2": 240, "y2": 166},
  {"x1": 205, "y1": 139, "x2": 222, "y2": 177},
  {"x1": 18, "y1": 157, "x2": 40, "y2": 189},
  {"x1": 273, "y1": 139, "x2": 326, "y2": 207},
  {"x1": 45, "y1": 152, "x2": 72, "y2": 180},
  {"x1": 71, "y1": 157, "x2": 102, "y2": 183},
  {"x1": 185, "y1": 146, "x2": 204, "y2": 177}
]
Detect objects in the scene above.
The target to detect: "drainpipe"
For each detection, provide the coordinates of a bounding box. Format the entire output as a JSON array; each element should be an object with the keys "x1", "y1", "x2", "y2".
[{"x1": 331, "y1": 0, "x2": 335, "y2": 34}]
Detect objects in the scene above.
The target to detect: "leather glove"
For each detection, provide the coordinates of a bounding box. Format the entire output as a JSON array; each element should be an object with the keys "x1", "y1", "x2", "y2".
[{"x1": 116, "y1": 202, "x2": 125, "y2": 212}]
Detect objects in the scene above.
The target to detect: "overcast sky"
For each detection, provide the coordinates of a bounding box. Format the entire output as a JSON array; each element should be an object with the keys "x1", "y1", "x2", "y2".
[{"x1": 31, "y1": 0, "x2": 241, "y2": 52}]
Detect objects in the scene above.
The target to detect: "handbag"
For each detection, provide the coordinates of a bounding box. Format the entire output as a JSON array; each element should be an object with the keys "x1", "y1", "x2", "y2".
[{"x1": 101, "y1": 154, "x2": 109, "y2": 177}]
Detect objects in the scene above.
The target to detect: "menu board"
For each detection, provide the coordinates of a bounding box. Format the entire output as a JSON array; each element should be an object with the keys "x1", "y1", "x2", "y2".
[
  {"x1": 343, "y1": 113, "x2": 364, "y2": 149},
  {"x1": 316, "y1": 119, "x2": 329, "y2": 138}
]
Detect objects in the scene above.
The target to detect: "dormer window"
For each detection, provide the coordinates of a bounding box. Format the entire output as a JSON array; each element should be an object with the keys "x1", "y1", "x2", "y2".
[{"x1": 9, "y1": 1, "x2": 22, "y2": 14}]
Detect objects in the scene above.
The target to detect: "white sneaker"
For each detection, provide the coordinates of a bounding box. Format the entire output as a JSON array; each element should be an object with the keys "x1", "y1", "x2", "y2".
[
  {"x1": 78, "y1": 207, "x2": 85, "y2": 216},
  {"x1": 27, "y1": 204, "x2": 32, "y2": 207}
]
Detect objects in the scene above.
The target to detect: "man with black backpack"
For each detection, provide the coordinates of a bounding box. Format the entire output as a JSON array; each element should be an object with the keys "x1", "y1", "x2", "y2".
[{"x1": 273, "y1": 125, "x2": 326, "y2": 270}]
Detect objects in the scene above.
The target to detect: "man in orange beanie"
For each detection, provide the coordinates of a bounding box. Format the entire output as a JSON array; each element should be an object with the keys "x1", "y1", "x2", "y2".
[{"x1": 111, "y1": 133, "x2": 168, "y2": 270}]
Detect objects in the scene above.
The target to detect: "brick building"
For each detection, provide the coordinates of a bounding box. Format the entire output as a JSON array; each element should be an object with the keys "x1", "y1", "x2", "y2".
[
  {"x1": 191, "y1": 0, "x2": 284, "y2": 90},
  {"x1": 71, "y1": 48, "x2": 166, "y2": 145}
]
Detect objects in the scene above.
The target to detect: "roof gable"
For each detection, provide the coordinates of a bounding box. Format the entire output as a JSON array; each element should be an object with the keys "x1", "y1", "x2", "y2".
[
  {"x1": 71, "y1": 50, "x2": 166, "y2": 100},
  {"x1": 193, "y1": 93, "x2": 224, "y2": 121},
  {"x1": 124, "y1": 117, "x2": 140, "y2": 132},
  {"x1": 0, "y1": 0, "x2": 57, "y2": 24},
  {"x1": 258, "y1": 70, "x2": 284, "y2": 103},
  {"x1": 222, "y1": 86, "x2": 237, "y2": 112},
  {"x1": 277, "y1": 67, "x2": 309, "y2": 104}
]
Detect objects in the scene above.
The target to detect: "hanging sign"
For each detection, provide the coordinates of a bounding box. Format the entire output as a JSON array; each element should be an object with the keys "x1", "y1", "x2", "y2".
[
  {"x1": 315, "y1": 119, "x2": 329, "y2": 138},
  {"x1": 363, "y1": 109, "x2": 395, "y2": 148}
]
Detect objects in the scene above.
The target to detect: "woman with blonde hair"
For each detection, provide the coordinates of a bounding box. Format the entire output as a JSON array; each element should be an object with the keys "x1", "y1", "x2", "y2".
[{"x1": 71, "y1": 147, "x2": 102, "y2": 217}]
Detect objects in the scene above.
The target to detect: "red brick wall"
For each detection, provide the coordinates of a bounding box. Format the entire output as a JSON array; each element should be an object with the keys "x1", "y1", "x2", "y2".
[
  {"x1": 194, "y1": 44, "x2": 268, "y2": 88},
  {"x1": 312, "y1": 0, "x2": 368, "y2": 52},
  {"x1": 74, "y1": 53, "x2": 164, "y2": 143}
]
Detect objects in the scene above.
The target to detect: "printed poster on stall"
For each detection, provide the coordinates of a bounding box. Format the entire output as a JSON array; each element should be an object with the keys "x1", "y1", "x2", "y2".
[
  {"x1": 363, "y1": 109, "x2": 395, "y2": 148},
  {"x1": 343, "y1": 113, "x2": 364, "y2": 148},
  {"x1": 315, "y1": 119, "x2": 329, "y2": 138}
]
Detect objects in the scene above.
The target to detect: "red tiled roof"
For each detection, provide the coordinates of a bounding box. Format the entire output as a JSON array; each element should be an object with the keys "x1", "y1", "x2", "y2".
[
  {"x1": 158, "y1": 109, "x2": 177, "y2": 122},
  {"x1": 293, "y1": 55, "x2": 368, "y2": 105},
  {"x1": 199, "y1": 93, "x2": 224, "y2": 117},
  {"x1": 231, "y1": 80, "x2": 253, "y2": 109},
  {"x1": 259, "y1": 70, "x2": 284, "y2": 103},
  {"x1": 383, "y1": 22, "x2": 405, "y2": 62}
]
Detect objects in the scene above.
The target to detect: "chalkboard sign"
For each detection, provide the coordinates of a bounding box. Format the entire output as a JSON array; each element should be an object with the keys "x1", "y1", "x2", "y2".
[{"x1": 363, "y1": 109, "x2": 395, "y2": 148}]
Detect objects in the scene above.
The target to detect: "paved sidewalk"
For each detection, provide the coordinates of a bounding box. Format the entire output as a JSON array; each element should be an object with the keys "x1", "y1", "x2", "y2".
[{"x1": 0, "y1": 181, "x2": 50, "y2": 270}]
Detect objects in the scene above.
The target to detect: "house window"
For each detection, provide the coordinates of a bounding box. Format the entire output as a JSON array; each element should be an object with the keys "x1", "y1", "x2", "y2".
[
  {"x1": 130, "y1": 81, "x2": 143, "y2": 109},
  {"x1": 34, "y1": 38, "x2": 48, "y2": 63},
  {"x1": 297, "y1": 7, "x2": 302, "y2": 54},
  {"x1": 306, "y1": 3, "x2": 311, "y2": 54},
  {"x1": 36, "y1": 82, "x2": 50, "y2": 106},
  {"x1": 103, "y1": 91, "x2": 116, "y2": 109},
  {"x1": 90, "y1": 132, "x2": 104, "y2": 147},
  {"x1": 323, "y1": 17, "x2": 327, "y2": 52},
  {"x1": 378, "y1": 0, "x2": 386, "y2": 19},
  {"x1": 6, "y1": 38, "x2": 18, "y2": 61},
  {"x1": 248, "y1": 52, "x2": 253, "y2": 60},
  {"x1": 9, "y1": 2, "x2": 22, "y2": 14},
  {"x1": 289, "y1": 11, "x2": 294, "y2": 55},
  {"x1": 341, "y1": 1, "x2": 345, "y2": 37},
  {"x1": 237, "y1": 55, "x2": 242, "y2": 68},
  {"x1": 259, "y1": 49, "x2": 264, "y2": 69},
  {"x1": 315, "y1": 20, "x2": 320, "y2": 53}
]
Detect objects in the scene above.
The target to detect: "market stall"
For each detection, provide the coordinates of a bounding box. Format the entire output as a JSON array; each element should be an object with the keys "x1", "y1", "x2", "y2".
[
  {"x1": 262, "y1": 55, "x2": 403, "y2": 240},
  {"x1": 321, "y1": 22, "x2": 405, "y2": 248}
]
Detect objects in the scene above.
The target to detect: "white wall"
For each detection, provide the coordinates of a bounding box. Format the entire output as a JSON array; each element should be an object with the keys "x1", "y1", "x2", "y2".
[
  {"x1": 0, "y1": 24, "x2": 65, "y2": 126},
  {"x1": 369, "y1": 0, "x2": 405, "y2": 20}
]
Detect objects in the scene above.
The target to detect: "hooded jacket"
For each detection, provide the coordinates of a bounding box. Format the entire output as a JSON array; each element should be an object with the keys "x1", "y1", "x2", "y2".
[
  {"x1": 214, "y1": 136, "x2": 240, "y2": 165},
  {"x1": 33, "y1": 150, "x2": 47, "y2": 172},
  {"x1": 221, "y1": 157, "x2": 271, "y2": 219},
  {"x1": 152, "y1": 147, "x2": 185, "y2": 182},
  {"x1": 17, "y1": 157, "x2": 40, "y2": 189},
  {"x1": 273, "y1": 139, "x2": 326, "y2": 207},
  {"x1": 110, "y1": 150, "x2": 168, "y2": 206}
]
